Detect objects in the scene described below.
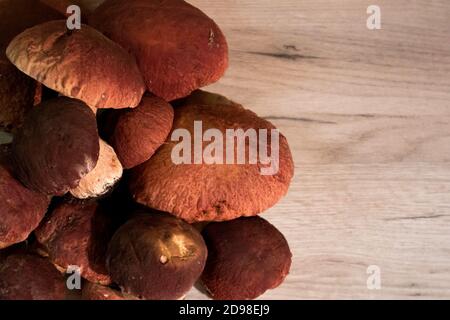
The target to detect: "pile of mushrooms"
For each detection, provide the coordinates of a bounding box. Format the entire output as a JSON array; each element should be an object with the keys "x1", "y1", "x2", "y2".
[{"x1": 0, "y1": 0, "x2": 294, "y2": 300}]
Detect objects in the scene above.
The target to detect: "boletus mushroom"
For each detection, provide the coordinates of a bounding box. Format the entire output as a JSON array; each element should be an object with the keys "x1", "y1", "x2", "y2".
[
  {"x1": 34, "y1": 201, "x2": 115, "y2": 285},
  {"x1": 6, "y1": 20, "x2": 145, "y2": 110},
  {"x1": 129, "y1": 90, "x2": 294, "y2": 223},
  {"x1": 90, "y1": 0, "x2": 228, "y2": 101},
  {"x1": 99, "y1": 94, "x2": 174, "y2": 169},
  {"x1": 0, "y1": 253, "x2": 67, "y2": 300},
  {"x1": 82, "y1": 282, "x2": 135, "y2": 300},
  {"x1": 107, "y1": 212, "x2": 207, "y2": 300},
  {"x1": 11, "y1": 97, "x2": 100, "y2": 195},
  {"x1": 201, "y1": 216, "x2": 292, "y2": 300}
]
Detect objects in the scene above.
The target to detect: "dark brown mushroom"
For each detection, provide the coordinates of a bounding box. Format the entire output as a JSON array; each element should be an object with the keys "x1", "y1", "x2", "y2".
[{"x1": 81, "y1": 282, "x2": 135, "y2": 300}]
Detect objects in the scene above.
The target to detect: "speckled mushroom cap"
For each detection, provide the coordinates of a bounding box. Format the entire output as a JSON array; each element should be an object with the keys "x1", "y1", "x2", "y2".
[
  {"x1": 0, "y1": 153, "x2": 50, "y2": 249},
  {"x1": 201, "y1": 216, "x2": 292, "y2": 300},
  {"x1": 70, "y1": 139, "x2": 123, "y2": 199},
  {"x1": 34, "y1": 201, "x2": 115, "y2": 285},
  {"x1": 0, "y1": 253, "x2": 67, "y2": 300},
  {"x1": 99, "y1": 94, "x2": 174, "y2": 169},
  {"x1": 6, "y1": 20, "x2": 145, "y2": 109},
  {"x1": 0, "y1": 0, "x2": 62, "y2": 132},
  {"x1": 90, "y1": 0, "x2": 228, "y2": 101},
  {"x1": 107, "y1": 212, "x2": 207, "y2": 300},
  {"x1": 129, "y1": 90, "x2": 294, "y2": 223},
  {"x1": 12, "y1": 97, "x2": 99, "y2": 195}
]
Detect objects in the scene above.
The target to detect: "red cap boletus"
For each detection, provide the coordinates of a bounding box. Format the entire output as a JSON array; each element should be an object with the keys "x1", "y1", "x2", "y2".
[
  {"x1": 0, "y1": 0, "x2": 62, "y2": 132},
  {"x1": 34, "y1": 201, "x2": 115, "y2": 285},
  {"x1": 0, "y1": 152, "x2": 50, "y2": 249},
  {"x1": 6, "y1": 20, "x2": 145, "y2": 109},
  {"x1": 99, "y1": 94, "x2": 174, "y2": 169},
  {"x1": 107, "y1": 212, "x2": 207, "y2": 300},
  {"x1": 0, "y1": 253, "x2": 67, "y2": 300},
  {"x1": 129, "y1": 90, "x2": 294, "y2": 223},
  {"x1": 12, "y1": 97, "x2": 99, "y2": 195},
  {"x1": 90, "y1": 0, "x2": 228, "y2": 101},
  {"x1": 70, "y1": 139, "x2": 123, "y2": 199},
  {"x1": 201, "y1": 216, "x2": 292, "y2": 300}
]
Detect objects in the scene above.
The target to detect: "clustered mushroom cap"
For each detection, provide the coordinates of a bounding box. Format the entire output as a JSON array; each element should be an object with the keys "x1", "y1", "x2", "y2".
[
  {"x1": 70, "y1": 139, "x2": 123, "y2": 199},
  {"x1": 90, "y1": 0, "x2": 229, "y2": 101},
  {"x1": 0, "y1": 253, "x2": 67, "y2": 300},
  {"x1": 12, "y1": 97, "x2": 100, "y2": 195},
  {"x1": 129, "y1": 90, "x2": 294, "y2": 223},
  {"x1": 107, "y1": 212, "x2": 207, "y2": 300},
  {"x1": 34, "y1": 201, "x2": 115, "y2": 285},
  {"x1": 6, "y1": 20, "x2": 146, "y2": 109},
  {"x1": 81, "y1": 282, "x2": 136, "y2": 301},
  {"x1": 99, "y1": 94, "x2": 174, "y2": 169},
  {"x1": 201, "y1": 216, "x2": 292, "y2": 300}
]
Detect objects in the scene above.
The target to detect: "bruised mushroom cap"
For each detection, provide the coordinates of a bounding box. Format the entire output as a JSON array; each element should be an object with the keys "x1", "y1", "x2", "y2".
[
  {"x1": 99, "y1": 94, "x2": 174, "y2": 169},
  {"x1": 0, "y1": 154, "x2": 50, "y2": 249},
  {"x1": 129, "y1": 90, "x2": 294, "y2": 223},
  {"x1": 107, "y1": 212, "x2": 207, "y2": 300},
  {"x1": 12, "y1": 97, "x2": 99, "y2": 195},
  {"x1": 90, "y1": 0, "x2": 228, "y2": 101},
  {"x1": 70, "y1": 139, "x2": 123, "y2": 199},
  {"x1": 6, "y1": 20, "x2": 145, "y2": 109},
  {"x1": 0, "y1": 253, "x2": 66, "y2": 300},
  {"x1": 82, "y1": 282, "x2": 136, "y2": 301},
  {"x1": 201, "y1": 216, "x2": 292, "y2": 300},
  {"x1": 34, "y1": 201, "x2": 115, "y2": 285}
]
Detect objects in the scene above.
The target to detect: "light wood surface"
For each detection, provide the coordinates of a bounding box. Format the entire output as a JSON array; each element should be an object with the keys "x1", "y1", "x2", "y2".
[{"x1": 8, "y1": 0, "x2": 450, "y2": 299}]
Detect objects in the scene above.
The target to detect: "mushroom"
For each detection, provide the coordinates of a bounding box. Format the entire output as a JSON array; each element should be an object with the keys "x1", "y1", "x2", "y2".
[
  {"x1": 0, "y1": 253, "x2": 67, "y2": 300},
  {"x1": 11, "y1": 97, "x2": 100, "y2": 195},
  {"x1": 0, "y1": 0, "x2": 62, "y2": 132},
  {"x1": 6, "y1": 20, "x2": 145, "y2": 110},
  {"x1": 99, "y1": 94, "x2": 174, "y2": 169},
  {"x1": 201, "y1": 216, "x2": 292, "y2": 300},
  {"x1": 70, "y1": 139, "x2": 123, "y2": 199},
  {"x1": 0, "y1": 150, "x2": 50, "y2": 249},
  {"x1": 90, "y1": 0, "x2": 228, "y2": 101},
  {"x1": 82, "y1": 282, "x2": 136, "y2": 300},
  {"x1": 107, "y1": 212, "x2": 207, "y2": 300},
  {"x1": 129, "y1": 90, "x2": 294, "y2": 223}
]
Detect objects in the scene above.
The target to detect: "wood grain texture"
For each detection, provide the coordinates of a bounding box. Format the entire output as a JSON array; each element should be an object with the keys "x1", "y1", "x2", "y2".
[{"x1": 29, "y1": 0, "x2": 450, "y2": 299}]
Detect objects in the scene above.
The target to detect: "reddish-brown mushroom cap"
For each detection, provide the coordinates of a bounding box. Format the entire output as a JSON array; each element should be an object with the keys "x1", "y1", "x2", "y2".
[
  {"x1": 12, "y1": 97, "x2": 100, "y2": 195},
  {"x1": 6, "y1": 20, "x2": 145, "y2": 109},
  {"x1": 129, "y1": 90, "x2": 294, "y2": 223},
  {"x1": 82, "y1": 282, "x2": 135, "y2": 300},
  {"x1": 90, "y1": 0, "x2": 228, "y2": 101},
  {"x1": 107, "y1": 212, "x2": 207, "y2": 300},
  {"x1": 99, "y1": 94, "x2": 174, "y2": 169},
  {"x1": 34, "y1": 201, "x2": 115, "y2": 285},
  {"x1": 201, "y1": 216, "x2": 292, "y2": 300},
  {"x1": 0, "y1": 152, "x2": 50, "y2": 249},
  {"x1": 0, "y1": 253, "x2": 67, "y2": 300}
]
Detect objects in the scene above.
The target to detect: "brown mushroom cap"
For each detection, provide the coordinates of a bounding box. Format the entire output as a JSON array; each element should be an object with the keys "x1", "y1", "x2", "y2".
[
  {"x1": 0, "y1": 154, "x2": 50, "y2": 249},
  {"x1": 129, "y1": 90, "x2": 294, "y2": 223},
  {"x1": 201, "y1": 216, "x2": 292, "y2": 300},
  {"x1": 70, "y1": 139, "x2": 123, "y2": 199},
  {"x1": 107, "y1": 212, "x2": 207, "y2": 300},
  {"x1": 90, "y1": 0, "x2": 228, "y2": 101},
  {"x1": 82, "y1": 282, "x2": 135, "y2": 300},
  {"x1": 6, "y1": 20, "x2": 145, "y2": 109},
  {"x1": 99, "y1": 94, "x2": 174, "y2": 169},
  {"x1": 12, "y1": 97, "x2": 99, "y2": 195},
  {"x1": 0, "y1": 253, "x2": 67, "y2": 300},
  {"x1": 0, "y1": 0, "x2": 62, "y2": 132}
]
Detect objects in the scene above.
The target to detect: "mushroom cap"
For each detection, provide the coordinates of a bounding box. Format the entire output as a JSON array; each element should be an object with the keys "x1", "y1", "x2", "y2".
[
  {"x1": 34, "y1": 201, "x2": 115, "y2": 285},
  {"x1": 129, "y1": 90, "x2": 294, "y2": 223},
  {"x1": 0, "y1": 253, "x2": 67, "y2": 300},
  {"x1": 99, "y1": 94, "x2": 174, "y2": 169},
  {"x1": 81, "y1": 282, "x2": 135, "y2": 300},
  {"x1": 107, "y1": 212, "x2": 207, "y2": 300},
  {"x1": 70, "y1": 139, "x2": 123, "y2": 199},
  {"x1": 6, "y1": 20, "x2": 145, "y2": 109},
  {"x1": 0, "y1": 154, "x2": 50, "y2": 249},
  {"x1": 201, "y1": 216, "x2": 292, "y2": 300},
  {"x1": 12, "y1": 97, "x2": 100, "y2": 195},
  {"x1": 90, "y1": 0, "x2": 228, "y2": 101}
]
